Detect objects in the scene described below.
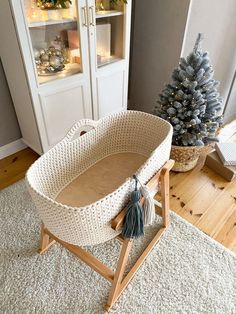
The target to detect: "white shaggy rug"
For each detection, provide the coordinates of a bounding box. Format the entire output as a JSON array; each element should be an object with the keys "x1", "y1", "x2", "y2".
[{"x1": 0, "y1": 180, "x2": 236, "y2": 314}]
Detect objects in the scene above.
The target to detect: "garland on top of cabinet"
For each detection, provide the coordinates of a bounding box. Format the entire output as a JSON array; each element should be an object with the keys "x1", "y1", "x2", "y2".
[
  {"x1": 109, "y1": 0, "x2": 128, "y2": 4},
  {"x1": 37, "y1": 0, "x2": 127, "y2": 9},
  {"x1": 37, "y1": 0, "x2": 72, "y2": 9}
]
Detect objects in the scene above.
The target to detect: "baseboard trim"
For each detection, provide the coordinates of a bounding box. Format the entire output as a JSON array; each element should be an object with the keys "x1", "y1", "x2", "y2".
[
  {"x1": 0, "y1": 138, "x2": 27, "y2": 160},
  {"x1": 21, "y1": 138, "x2": 42, "y2": 156}
]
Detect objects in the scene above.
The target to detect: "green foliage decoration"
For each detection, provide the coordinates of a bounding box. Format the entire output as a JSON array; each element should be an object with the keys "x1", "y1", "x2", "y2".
[
  {"x1": 38, "y1": 0, "x2": 127, "y2": 9},
  {"x1": 109, "y1": 0, "x2": 127, "y2": 4},
  {"x1": 38, "y1": 0, "x2": 72, "y2": 9}
]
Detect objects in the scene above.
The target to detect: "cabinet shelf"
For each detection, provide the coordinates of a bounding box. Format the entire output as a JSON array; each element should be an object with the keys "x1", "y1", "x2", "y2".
[
  {"x1": 97, "y1": 56, "x2": 122, "y2": 67},
  {"x1": 38, "y1": 63, "x2": 81, "y2": 84},
  {"x1": 28, "y1": 18, "x2": 76, "y2": 28},
  {"x1": 96, "y1": 10, "x2": 123, "y2": 19}
]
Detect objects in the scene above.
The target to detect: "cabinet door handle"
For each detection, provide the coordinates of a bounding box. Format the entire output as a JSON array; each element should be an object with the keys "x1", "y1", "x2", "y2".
[
  {"x1": 89, "y1": 6, "x2": 95, "y2": 26},
  {"x1": 81, "y1": 6, "x2": 88, "y2": 27}
]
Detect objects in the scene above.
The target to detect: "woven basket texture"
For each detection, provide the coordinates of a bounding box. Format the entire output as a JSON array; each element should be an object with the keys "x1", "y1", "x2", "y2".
[
  {"x1": 171, "y1": 145, "x2": 205, "y2": 172},
  {"x1": 26, "y1": 111, "x2": 172, "y2": 246}
]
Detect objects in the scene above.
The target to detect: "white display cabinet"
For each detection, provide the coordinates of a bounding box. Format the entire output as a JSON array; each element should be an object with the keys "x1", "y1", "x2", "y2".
[{"x1": 2, "y1": 0, "x2": 131, "y2": 153}]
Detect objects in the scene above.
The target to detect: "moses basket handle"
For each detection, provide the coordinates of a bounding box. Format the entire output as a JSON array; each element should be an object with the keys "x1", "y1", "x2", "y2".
[{"x1": 63, "y1": 119, "x2": 99, "y2": 143}]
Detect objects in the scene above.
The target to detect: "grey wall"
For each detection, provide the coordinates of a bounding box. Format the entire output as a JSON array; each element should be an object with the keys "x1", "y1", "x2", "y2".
[
  {"x1": 0, "y1": 58, "x2": 21, "y2": 147},
  {"x1": 224, "y1": 71, "x2": 236, "y2": 122},
  {"x1": 181, "y1": 0, "x2": 236, "y2": 113},
  {"x1": 129, "y1": 0, "x2": 190, "y2": 113}
]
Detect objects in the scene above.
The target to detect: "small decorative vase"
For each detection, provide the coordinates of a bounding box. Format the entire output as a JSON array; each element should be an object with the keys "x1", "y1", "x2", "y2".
[{"x1": 170, "y1": 145, "x2": 205, "y2": 172}]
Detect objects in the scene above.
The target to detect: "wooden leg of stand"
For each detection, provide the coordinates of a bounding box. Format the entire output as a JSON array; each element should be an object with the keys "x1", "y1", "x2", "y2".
[
  {"x1": 160, "y1": 168, "x2": 170, "y2": 227},
  {"x1": 104, "y1": 239, "x2": 133, "y2": 311},
  {"x1": 39, "y1": 224, "x2": 56, "y2": 254}
]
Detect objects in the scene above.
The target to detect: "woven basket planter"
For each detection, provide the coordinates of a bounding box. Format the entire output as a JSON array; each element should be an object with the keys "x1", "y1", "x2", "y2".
[{"x1": 170, "y1": 145, "x2": 205, "y2": 172}]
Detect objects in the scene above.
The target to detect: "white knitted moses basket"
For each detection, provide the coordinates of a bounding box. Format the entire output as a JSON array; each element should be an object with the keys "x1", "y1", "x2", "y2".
[{"x1": 26, "y1": 111, "x2": 172, "y2": 246}]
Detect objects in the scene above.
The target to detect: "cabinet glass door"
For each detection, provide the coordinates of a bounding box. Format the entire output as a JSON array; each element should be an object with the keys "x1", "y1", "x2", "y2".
[
  {"x1": 94, "y1": 0, "x2": 125, "y2": 67},
  {"x1": 23, "y1": 0, "x2": 82, "y2": 84}
]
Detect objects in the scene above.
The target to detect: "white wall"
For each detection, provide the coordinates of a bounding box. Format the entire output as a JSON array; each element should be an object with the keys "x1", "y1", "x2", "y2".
[{"x1": 181, "y1": 0, "x2": 236, "y2": 110}]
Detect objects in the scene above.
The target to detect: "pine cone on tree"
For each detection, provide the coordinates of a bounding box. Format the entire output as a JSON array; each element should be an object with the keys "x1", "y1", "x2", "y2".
[{"x1": 154, "y1": 33, "x2": 223, "y2": 147}]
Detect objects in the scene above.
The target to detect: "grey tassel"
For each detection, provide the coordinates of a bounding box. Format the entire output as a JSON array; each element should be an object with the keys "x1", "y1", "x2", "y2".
[{"x1": 122, "y1": 176, "x2": 144, "y2": 239}]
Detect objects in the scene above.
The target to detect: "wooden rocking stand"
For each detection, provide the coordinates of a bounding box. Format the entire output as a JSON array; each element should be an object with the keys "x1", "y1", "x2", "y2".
[{"x1": 39, "y1": 159, "x2": 174, "y2": 311}]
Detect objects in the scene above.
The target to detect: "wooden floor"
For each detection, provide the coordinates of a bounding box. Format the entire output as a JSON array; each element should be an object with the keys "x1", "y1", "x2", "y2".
[
  {"x1": 0, "y1": 148, "x2": 38, "y2": 190},
  {"x1": 0, "y1": 122, "x2": 235, "y2": 253},
  {"x1": 169, "y1": 121, "x2": 236, "y2": 254}
]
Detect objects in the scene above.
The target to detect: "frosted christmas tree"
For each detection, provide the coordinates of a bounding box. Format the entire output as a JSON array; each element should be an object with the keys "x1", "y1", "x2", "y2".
[{"x1": 154, "y1": 33, "x2": 223, "y2": 146}]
